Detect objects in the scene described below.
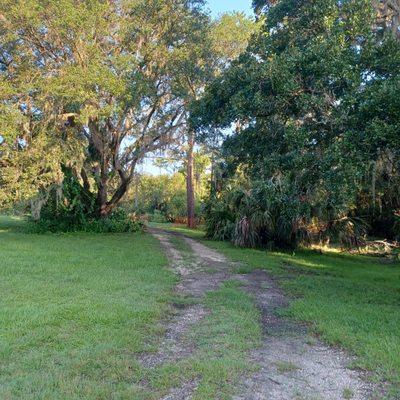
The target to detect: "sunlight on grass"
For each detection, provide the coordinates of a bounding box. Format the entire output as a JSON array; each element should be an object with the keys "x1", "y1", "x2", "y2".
[
  {"x1": 147, "y1": 222, "x2": 205, "y2": 239},
  {"x1": 0, "y1": 214, "x2": 25, "y2": 232}
]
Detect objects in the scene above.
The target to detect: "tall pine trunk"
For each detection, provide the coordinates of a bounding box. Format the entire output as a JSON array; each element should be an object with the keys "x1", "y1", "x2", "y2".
[{"x1": 186, "y1": 131, "x2": 196, "y2": 228}]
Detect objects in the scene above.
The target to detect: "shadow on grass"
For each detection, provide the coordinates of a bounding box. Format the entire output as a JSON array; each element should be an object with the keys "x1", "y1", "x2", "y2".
[{"x1": 0, "y1": 215, "x2": 27, "y2": 233}]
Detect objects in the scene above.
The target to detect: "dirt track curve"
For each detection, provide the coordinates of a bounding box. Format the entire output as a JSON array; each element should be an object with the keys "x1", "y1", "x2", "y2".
[{"x1": 144, "y1": 228, "x2": 377, "y2": 400}]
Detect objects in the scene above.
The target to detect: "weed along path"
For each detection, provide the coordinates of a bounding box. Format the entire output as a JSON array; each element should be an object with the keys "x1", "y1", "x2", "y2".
[{"x1": 146, "y1": 228, "x2": 375, "y2": 400}]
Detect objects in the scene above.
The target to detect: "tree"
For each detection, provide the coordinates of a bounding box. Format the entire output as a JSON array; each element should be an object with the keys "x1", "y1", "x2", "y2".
[
  {"x1": 139, "y1": 11, "x2": 256, "y2": 228},
  {"x1": 186, "y1": 130, "x2": 196, "y2": 227},
  {"x1": 183, "y1": 12, "x2": 256, "y2": 228},
  {"x1": 0, "y1": 0, "x2": 208, "y2": 216},
  {"x1": 192, "y1": 0, "x2": 400, "y2": 246}
]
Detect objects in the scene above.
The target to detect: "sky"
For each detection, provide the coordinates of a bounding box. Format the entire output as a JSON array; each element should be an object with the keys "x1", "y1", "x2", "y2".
[{"x1": 207, "y1": 0, "x2": 253, "y2": 17}]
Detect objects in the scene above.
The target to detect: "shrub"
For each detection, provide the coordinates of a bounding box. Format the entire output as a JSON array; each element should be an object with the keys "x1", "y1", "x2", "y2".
[
  {"x1": 28, "y1": 208, "x2": 143, "y2": 234},
  {"x1": 204, "y1": 177, "x2": 370, "y2": 249},
  {"x1": 28, "y1": 167, "x2": 143, "y2": 234},
  {"x1": 147, "y1": 210, "x2": 169, "y2": 223},
  {"x1": 83, "y1": 211, "x2": 143, "y2": 233},
  {"x1": 205, "y1": 179, "x2": 310, "y2": 249},
  {"x1": 394, "y1": 213, "x2": 400, "y2": 241},
  {"x1": 204, "y1": 195, "x2": 236, "y2": 241}
]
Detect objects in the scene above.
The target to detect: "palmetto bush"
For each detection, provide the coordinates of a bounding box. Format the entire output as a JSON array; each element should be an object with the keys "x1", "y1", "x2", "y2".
[
  {"x1": 205, "y1": 178, "x2": 311, "y2": 248},
  {"x1": 205, "y1": 176, "x2": 372, "y2": 249},
  {"x1": 204, "y1": 191, "x2": 236, "y2": 241}
]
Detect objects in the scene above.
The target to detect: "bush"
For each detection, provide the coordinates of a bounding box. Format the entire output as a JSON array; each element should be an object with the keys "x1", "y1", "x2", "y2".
[
  {"x1": 204, "y1": 177, "x2": 372, "y2": 249},
  {"x1": 204, "y1": 195, "x2": 236, "y2": 241},
  {"x1": 394, "y1": 214, "x2": 400, "y2": 241},
  {"x1": 84, "y1": 211, "x2": 144, "y2": 233},
  {"x1": 205, "y1": 180, "x2": 309, "y2": 249},
  {"x1": 147, "y1": 210, "x2": 169, "y2": 223},
  {"x1": 28, "y1": 168, "x2": 143, "y2": 234},
  {"x1": 28, "y1": 208, "x2": 143, "y2": 234}
]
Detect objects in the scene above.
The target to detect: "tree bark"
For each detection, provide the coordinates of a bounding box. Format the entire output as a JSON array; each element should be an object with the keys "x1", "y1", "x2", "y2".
[
  {"x1": 96, "y1": 177, "x2": 131, "y2": 217},
  {"x1": 97, "y1": 176, "x2": 109, "y2": 217},
  {"x1": 186, "y1": 130, "x2": 196, "y2": 228}
]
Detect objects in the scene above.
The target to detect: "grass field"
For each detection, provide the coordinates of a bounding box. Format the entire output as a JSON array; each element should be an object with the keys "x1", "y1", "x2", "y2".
[
  {"x1": 2, "y1": 216, "x2": 399, "y2": 398},
  {"x1": 0, "y1": 216, "x2": 175, "y2": 399},
  {"x1": 0, "y1": 217, "x2": 260, "y2": 400},
  {"x1": 147, "y1": 222, "x2": 205, "y2": 239}
]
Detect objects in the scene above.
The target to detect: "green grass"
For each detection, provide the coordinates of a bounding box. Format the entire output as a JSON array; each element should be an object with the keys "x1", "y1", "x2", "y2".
[
  {"x1": 168, "y1": 234, "x2": 195, "y2": 263},
  {"x1": 0, "y1": 216, "x2": 262, "y2": 400},
  {"x1": 146, "y1": 222, "x2": 400, "y2": 396},
  {"x1": 148, "y1": 280, "x2": 261, "y2": 399},
  {"x1": 343, "y1": 387, "x2": 355, "y2": 400},
  {"x1": 147, "y1": 222, "x2": 205, "y2": 239},
  {"x1": 4, "y1": 216, "x2": 399, "y2": 398},
  {"x1": 203, "y1": 240, "x2": 400, "y2": 396},
  {"x1": 274, "y1": 360, "x2": 300, "y2": 374},
  {"x1": 0, "y1": 215, "x2": 176, "y2": 399}
]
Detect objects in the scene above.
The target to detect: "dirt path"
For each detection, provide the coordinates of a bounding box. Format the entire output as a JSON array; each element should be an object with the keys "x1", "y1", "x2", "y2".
[
  {"x1": 146, "y1": 228, "x2": 375, "y2": 400},
  {"x1": 139, "y1": 230, "x2": 230, "y2": 373},
  {"x1": 233, "y1": 270, "x2": 374, "y2": 400}
]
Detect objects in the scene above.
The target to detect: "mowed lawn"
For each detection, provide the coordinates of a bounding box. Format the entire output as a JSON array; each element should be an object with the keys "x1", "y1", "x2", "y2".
[
  {"x1": 2, "y1": 215, "x2": 400, "y2": 399},
  {"x1": 0, "y1": 216, "x2": 175, "y2": 399},
  {"x1": 205, "y1": 240, "x2": 400, "y2": 397}
]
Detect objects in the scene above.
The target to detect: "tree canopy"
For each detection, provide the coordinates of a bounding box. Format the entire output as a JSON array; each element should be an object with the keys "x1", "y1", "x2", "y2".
[
  {"x1": 192, "y1": 0, "x2": 400, "y2": 247},
  {"x1": 0, "y1": 1, "x2": 256, "y2": 225},
  {"x1": 1, "y1": 0, "x2": 398, "y2": 245},
  {"x1": 0, "y1": 0, "x2": 210, "y2": 216}
]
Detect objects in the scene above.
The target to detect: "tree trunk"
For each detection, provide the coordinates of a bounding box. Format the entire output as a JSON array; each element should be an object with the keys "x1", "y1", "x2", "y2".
[
  {"x1": 96, "y1": 157, "x2": 109, "y2": 217},
  {"x1": 97, "y1": 178, "x2": 131, "y2": 217},
  {"x1": 186, "y1": 130, "x2": 196, "y2": 228},
  {"x1": 97, "y1": 178, "x2": 109, "y2": 217}
]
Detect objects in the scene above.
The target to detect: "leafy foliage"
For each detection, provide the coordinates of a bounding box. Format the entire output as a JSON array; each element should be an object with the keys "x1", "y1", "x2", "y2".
[
  {"x1": 205, "y1": 178, "x2": 310, "y2": 248},
  {"x1": 193, "y1": 0, "x2": 400, "y2": 248},
  {"x1": 0, "y1": 1, "x2": 256, "y2": 225},
  {"x1": 0, "y1": 0, "x2": 211, "y2": 216},
  {"x1": 124, "y1": 168, "x2": 209, "y2": 223},
  {"x1": 28, "y1": 167, "x2": 142, "y2": 233},
  {"x1": 29, "y1": 208, "x2": 142, "y2": 234}
]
